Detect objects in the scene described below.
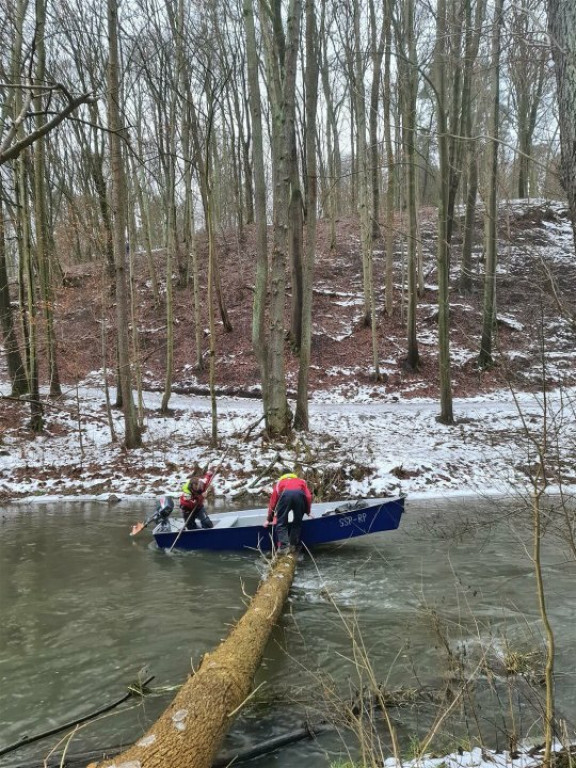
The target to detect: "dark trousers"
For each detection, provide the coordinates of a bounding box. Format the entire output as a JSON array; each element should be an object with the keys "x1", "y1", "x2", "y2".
[
  {"x1": 275, "y1": 490, "x2": 307, "y2": 548},
  {"x1": 181, "y1": 505, "x2": 213, "y2": 529}
]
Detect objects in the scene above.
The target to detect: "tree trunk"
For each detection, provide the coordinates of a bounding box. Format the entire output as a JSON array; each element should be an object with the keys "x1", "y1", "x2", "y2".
[
  {"x1": 107, "y1": 0, "x2": 142, "y2": 448},
  {"x1": 352, "y1": 0, "x2": 379, "y2": 379},
  {"x1": 206, "y1": 144, "x2": 219, "y2": 447},
  {"x1": 89, "y1": 554, "x2": 297, "y2": 768},
  {"x1": 0, "y1": 196, "x2": 28, "y2": 396},
  {"x1": 160, "y1": 168, "x2": 175, "y2": 415},
  {"x1": 444, "y1": 0, "x2": 464, "y2": 253},
  {"x1": 289, "y1": 186, "x2": 304, "y2": 350},
  {"x1": 188, "y1": 92, "x2": 233, "y2": 337},
  {"x1": 33, "y1": 0, "x2": 61, "y2": 399},
  {"x1": 435, "y1": 0, "x2": 455, "y2": 424},
  {"x1": 10, "y1": 0, "x2": 41, "y2": 427},
  {"x1": 353, "y1": 0, "x2": 373, "y2": 330},
  {"x1": 478, "y1": 0, "x2": 503, "y2": 370},
  {"x1": 460, "y1": 147, "x2": 478, "y2": 293},
  {"x1": 244, "y1": 0, "x2": 270, "y2": 419},
  {"x1": 130, "y1": 142, "x2": 160, "y2": 306},
  {"x1": 294, "y1": 0, "x2": 319, "y2": 431},
  {"x1": 160, "y1": 0, "x2": 183, "y2": 416},
  {"x1": 288, "y1": 109, "x2": 304, "y2": 351},
  {"x1": 510, "y1": 0, "x2": 547, "y2": 200},
  {"x1": 383, "y1": 0, "x2": 395, "y2": 317},
  {"x1": 398, "y1": 0, "x2": 419, "y2": 370},
  {"x1": 319, "y1": 16, "x2": 342, "y2": 249},
  {"x1": 181, "y1": 98, "x2": 204, "y2": 371},
  {"x1": 369, "y1": 0, "x2": 386, "y2": 241},
  {"x1": 17, "y1": 152, "x2": 43, "y2": 432},
  {"x1": 459, "y1": 0, "x2": 485, "y2": 293},
  {"x1": 87, "y1": 130, "x2": 116, "y2": 282},
  {"x1": 548, "y1": 0, "x2": 576, "y2": 250},
  {"x1": 211, "y1": 232, "x2": 233, "y2": 334},
  {"x1": 263, "y1": 0, "x2": 301, "y2": 437}
]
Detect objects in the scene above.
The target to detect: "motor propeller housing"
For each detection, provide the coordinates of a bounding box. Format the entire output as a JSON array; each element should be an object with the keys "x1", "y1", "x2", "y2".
[{"x1": 155, "y1": 495, "x2": 174, "y2": 523}]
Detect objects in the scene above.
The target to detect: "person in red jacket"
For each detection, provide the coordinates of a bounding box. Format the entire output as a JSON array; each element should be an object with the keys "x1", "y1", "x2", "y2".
[
  {"x1": 267, "y1": 472, "x2": 312, "y2": 552},
  {"x1": 180, "y1": 471, "x2": 214, "y2": 529}
]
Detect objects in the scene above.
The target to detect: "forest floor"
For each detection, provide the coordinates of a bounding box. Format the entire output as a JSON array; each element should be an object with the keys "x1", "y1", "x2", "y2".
[{"x1": 1, "y1": 198, "x2": 576, "y2": 503}]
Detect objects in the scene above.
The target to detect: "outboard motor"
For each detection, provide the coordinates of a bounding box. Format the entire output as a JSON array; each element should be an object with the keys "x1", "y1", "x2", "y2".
[{"x1": 154, "y1": 495, "x2": 174, "y2": 529}]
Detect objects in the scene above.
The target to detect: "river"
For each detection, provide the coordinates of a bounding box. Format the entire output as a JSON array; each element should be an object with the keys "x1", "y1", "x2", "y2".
[{"x1": 0, "y1": 494, "x2": 574, "y2": 767}]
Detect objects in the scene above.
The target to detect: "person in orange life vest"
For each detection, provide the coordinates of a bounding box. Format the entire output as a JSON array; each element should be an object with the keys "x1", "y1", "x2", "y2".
[
  {"x1": 266, "y1": 472, "x2": 312, "y2": 551},
  {"x1": 180, "y1": 472, "x2": 214, "y2": 529}
]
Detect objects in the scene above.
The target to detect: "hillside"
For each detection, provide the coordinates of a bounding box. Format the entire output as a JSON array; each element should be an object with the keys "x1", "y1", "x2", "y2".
[{"x1": 45, "y1": 199, "x2": 576, "y2": 398}]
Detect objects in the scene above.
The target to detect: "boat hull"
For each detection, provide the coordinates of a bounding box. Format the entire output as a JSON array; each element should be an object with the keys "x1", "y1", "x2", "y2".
[{"x1": 152, "y1": 496, "x2": 405, "y2": 552}]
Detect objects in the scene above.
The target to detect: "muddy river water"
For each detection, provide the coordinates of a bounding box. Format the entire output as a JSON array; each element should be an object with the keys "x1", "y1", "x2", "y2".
[{"x1": 1, "y1": 494, "x2": 574, "y2": 767}]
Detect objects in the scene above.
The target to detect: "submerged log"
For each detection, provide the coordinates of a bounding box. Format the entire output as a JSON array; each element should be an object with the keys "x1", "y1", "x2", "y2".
[{"x1": 88, "y1": 553, "x2": 297, "y2": 768}]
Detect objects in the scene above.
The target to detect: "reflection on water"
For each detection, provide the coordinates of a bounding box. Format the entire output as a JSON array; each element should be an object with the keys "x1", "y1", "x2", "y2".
[{"x1": 0, "y1": 495, "x2": 575, "y2": 767}]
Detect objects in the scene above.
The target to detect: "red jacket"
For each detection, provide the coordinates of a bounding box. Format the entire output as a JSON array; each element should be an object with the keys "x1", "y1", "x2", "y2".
[
  {"x1": 180, "y1": 472, "x2": 213, "y2": 511},
  {"x1": 268, "y1": 474, "x2": 312, "y2": 519}
]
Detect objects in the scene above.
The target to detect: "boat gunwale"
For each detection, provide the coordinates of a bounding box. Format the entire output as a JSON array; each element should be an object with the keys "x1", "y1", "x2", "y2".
[{"x1": 151, "y1": 496, "x2": 405, "y2": 551}]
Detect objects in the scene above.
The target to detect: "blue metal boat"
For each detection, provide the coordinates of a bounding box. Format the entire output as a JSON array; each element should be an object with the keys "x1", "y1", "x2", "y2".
[{"x1": 151, "y1": 496, "x2": 405, "y2": 552}]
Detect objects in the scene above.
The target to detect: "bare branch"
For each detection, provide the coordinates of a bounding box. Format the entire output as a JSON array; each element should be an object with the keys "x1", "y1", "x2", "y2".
[{"x1": 0, "y1": 90, "x2": 96, "y2": 165}]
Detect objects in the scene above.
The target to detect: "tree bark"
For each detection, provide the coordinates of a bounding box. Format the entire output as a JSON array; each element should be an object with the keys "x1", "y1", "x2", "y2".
[
  {"x1": 160, "y1": 0, "x2": 184, "y2": 415},
  {"x1": 263, "y1": 0, "x2": 301, "y2": 437},
  {"x1": 288, "y1": 130, "x2": 304, "y2": 351},
  {"x1": 383, "y1": 0, "x2": 395, "y2": 317},
  {"x1": 294, "y1": 0, "x2": 319, "y2": 431},
  {"x1": 88, "y1": 554, "x2": 297, "y2": 768},
  {"x1": 0, "y1": 196, "x2": 28, "y2": 396},
  {"x1": 18, "y1": 152, "x2": 43, "y2": 432},
  {"x1": 319, "y1": 13, "x2": 342, "y2": 250},
  {"x1": 289, "y1": 185, "x2": 304, "y2": 350},
  {"x1": 369, "y1": 0, "x2": 386, "y2": 241},
  {"x1": 510, "y1": 0, "x2": 547, "y2": 200},
  {"x1": 352, "y1": 0, "x2": 373, "y2": 331},
  {"x1": 398, "y1": 0, "x2": 419, "y2": 370},
  {"x1": 459, "y1": 0, "x2": 485, "y2": 293},
  {"x1": 435, "y1": 0, "x2": 455, "y2": 424},
  {"x1": 0, "y1": 90, "x2": 94, "y2": 167},
  {"x1": 548, "y1": 0, "x2": 576, "y2": 250},
  {"x1": 107, "y1": 0, "x2": 142, "y2": 448},
  {"x1": 244, "y1": 0, "x2": 270, "y2": 418},
  {"x1": 478, "y1": 0, "x2": 504, "y2": 370},
  {"x1": 33, "y1": 0, "x2": 62, "y2": 399}
]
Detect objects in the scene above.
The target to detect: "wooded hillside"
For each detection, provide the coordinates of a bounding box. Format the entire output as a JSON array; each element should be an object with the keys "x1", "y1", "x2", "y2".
[{"x1": 1, "y1": 0, "x2": 575, "y2": 445}]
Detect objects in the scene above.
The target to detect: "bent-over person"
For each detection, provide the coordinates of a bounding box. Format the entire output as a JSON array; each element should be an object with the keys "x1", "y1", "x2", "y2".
[
  {"x1": 267, "y1": 471, "x2": 312, "y2": 552},
  {"x1": 180, "y1": 471, "x2": 214, "y2": 529}
]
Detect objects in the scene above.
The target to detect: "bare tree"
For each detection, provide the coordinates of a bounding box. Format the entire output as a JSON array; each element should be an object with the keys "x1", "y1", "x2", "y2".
[
  {"x1": 508, "y1": 0, "x2": 549, "y2": 199},
  {"x1": 434, "y1": 0, "x2": 455, "y2": 423},
  {"x1": 32, "y1": 0, "x2": 61, "y2": 399},
  {"x1": 548, "y1": 0, "x2": 576, "y2": 249},
  {"x1": 107, "y1": 0, "x2": 141, "y2": 448},
  {"x1": 478, "y1": 0, "x2": 504, "y2": 370},
  {"x1": 382, "y1": 0, "x2": 396, "y2": 317},
  {"x1": 368, "y1": 0, "x2": 386, "y2": 241},
  {"x1": 257, "y1": 0, "x2": 302, "y2": 437},
  {"x1": 243, "y1": 0, "x2": 270, "y2": 415},
  {"x1": 319, "y1": 6, "x2": 343, "y2": 251},
  {"x1": 294, "y1": 0, "x2": 319, "y2": 430},
  {"x1": 0, "y1": 196, "x2": 27, "y2": 395},
  {"x1": 396, "y1": 0, "x2": 419, "y2": 371},
  {"x1": 459, "y1": 0, "x2": 486, "y2": 293}
]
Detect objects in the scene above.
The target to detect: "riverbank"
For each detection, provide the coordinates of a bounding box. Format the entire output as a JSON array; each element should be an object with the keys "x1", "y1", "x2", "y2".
[{"x1": 1, "y1": 383, "x2": 575, "y2": 504}]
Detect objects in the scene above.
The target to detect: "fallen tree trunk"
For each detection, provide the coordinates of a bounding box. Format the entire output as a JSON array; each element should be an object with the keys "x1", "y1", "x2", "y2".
[{"x1": 88, "y1": 553, "x2": 297, "y2": 768}]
